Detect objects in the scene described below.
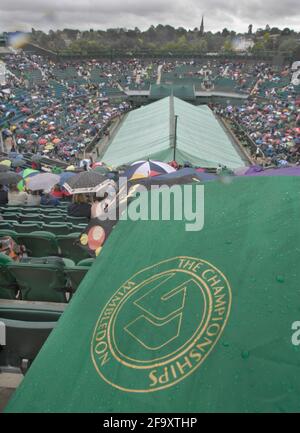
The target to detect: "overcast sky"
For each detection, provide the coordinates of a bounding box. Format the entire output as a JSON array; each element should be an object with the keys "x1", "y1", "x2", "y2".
[{"x1": 1, "y1": 0, "x2": 299, "y2": 33}]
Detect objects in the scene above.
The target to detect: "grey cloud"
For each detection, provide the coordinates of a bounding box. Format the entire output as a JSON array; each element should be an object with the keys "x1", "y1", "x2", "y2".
[{"x1": 0, "y1": 0, "x2": 299, "y2": 32}]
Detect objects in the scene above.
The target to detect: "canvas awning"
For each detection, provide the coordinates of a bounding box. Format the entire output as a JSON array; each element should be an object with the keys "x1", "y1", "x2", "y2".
[{"x1": 102, "y1": 97, "x2": 247, "y2": 169}]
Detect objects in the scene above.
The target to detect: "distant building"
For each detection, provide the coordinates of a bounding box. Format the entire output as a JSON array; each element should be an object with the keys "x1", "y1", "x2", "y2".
[
  {"x1": 232, "y1": 37, "x2": 254, "y2": 52},
  {"x1": 200, "y1": 16, "x2": 204, "y2": 36},
  {"x1": 0, "y1": 33, "x2": 7, "y2": 47}
]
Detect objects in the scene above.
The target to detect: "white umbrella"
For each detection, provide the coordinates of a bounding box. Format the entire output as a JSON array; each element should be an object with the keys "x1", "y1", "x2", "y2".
[{"x1": 26, "y1": 173, "x2": 60, "y2": 191}]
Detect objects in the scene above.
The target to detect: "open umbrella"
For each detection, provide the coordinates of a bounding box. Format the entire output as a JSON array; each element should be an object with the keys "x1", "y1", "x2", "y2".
[
  {"x1": 31, "y1": 155, "x2": 43, "y2": 163},
  {"x1": 124, "y1": 160, "x2": 176, "y2": 181},
  {"x1": 51, "y1": 166, "x2": 63, "y2": 175},
  {"x1": 63, "y1": 171, "x2": 109, "y2": 194},
  {"x1": 0, "y1": 160, "x2": 12, "y2": 168},
  {"x1": 0, "y1": 165, "x2": 9, "y2": 173},
  {"x1": 11, "y1": 158, "x2": 26, "y2": 168},
  {"x1": 8, "y1": 152, "x2": 19, "y2": 159},
  {"x1": 45, "y1": 144, "x2": 54, "y2": 150},
  {"x1": 91, "y1": 162, "x2": 103, "y2": 168},
  {"x1": 0, "y1": 171, "x2": 22, "y2": 185},
  {"x1": 26, "y1": 173, "x2": 60, "y2": 191},
  {"x1": 18, "y1": 168, "x2": 39, "y2": 191},
  {"x1": 21, "y1": 168, "x2": 39, "y2": 178},
  {"x1": 59, "y1": 171, "x2": 76, "y2": 186}
]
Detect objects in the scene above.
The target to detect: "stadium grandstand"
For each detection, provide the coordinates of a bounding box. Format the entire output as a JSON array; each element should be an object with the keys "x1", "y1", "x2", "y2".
[{"x1": 0, "y1": 44, "x2": 300, "y2": 414}]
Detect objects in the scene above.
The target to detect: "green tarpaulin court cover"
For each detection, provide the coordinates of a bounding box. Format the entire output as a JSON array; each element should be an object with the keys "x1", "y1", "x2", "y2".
[
  {"x1": 150, "y1": 84, "x2": 196, "y2": 100},
  {"x1": 6, "y1": 176, "x2": 300, "y2": 413},
  {"x1": 102, "y1": 97, "x2": 246, "y2": 169}
]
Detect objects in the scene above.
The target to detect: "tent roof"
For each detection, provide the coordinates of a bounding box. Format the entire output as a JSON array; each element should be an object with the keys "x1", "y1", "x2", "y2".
[{"x1": 102, "y1": 96, "x2": 246, "y2": 169}]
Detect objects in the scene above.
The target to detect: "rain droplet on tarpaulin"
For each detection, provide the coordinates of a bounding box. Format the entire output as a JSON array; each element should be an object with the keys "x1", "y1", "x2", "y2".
[
  {"x1": 241, "y1": 350, "x2": 250, "y2": 359},
  {"x1": 276, "y1": 275, "x2": 285, "y2": 283},
  {"x1": 222, "y1": 341, "x2": 230, "y2": 347}
]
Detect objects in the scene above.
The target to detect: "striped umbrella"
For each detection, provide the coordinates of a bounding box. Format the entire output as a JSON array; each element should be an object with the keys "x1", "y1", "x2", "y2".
[{"x1": 124, "y1": 160, "x2": 176, "y2": 181}]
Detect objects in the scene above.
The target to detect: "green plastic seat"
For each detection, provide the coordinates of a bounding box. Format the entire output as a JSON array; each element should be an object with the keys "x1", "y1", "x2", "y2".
[
  {"x1": 0, "y1": 254, "x2": 19, "y2": 299},
  {"x1": 0, "y1": 266, "x2": 18, "y2": 299},
  {"x1": 40, "y1": 207, "x2": 61, "y2": 214},
  {"x1": 20, "y1": 208, "x2": 41, "y2": 215},
  {"x1": 56, "y1": 233, "x2": 91, "y2": 264},
  {"x1": 2, "y1": 213, "x2": 20, "y2": 221},
  {"x1": 0, "y1": 306, "x2": 63, "y2": 371},
  {"x1": 62, "y1": 258, "x2": 76, "y2": 267},
  {"x1": 70, "y1": 224, "x2": 86, "y2": 232},
  {"x1": 42, "y1": 215, "x2": 66, "y2": 224},
  {"x1": 0, "y1": 253, "x2": 18, "y2": 299},
  {"x1": 2, "y1": 206, "x2": 18, "y2": 212},
  {"x1": 16, "y1": 231, "x2": 59, "y2": 257},
  {"x1": 0, "y1": 221, "x2": 13, "y2": 230},
  {"x1": 20, "y1": 256, "x2": 75, "y2": 267},
  {"x1": 20, "y1": 214, "x2": 41, "y2": 223},
  {"x1": 13, "y1": 223, "x2": 43, "y2": 233},
  {"x1": 2, "y1": 210, "x2": 17, "y2": 216},
  {"x1": 49, "y1": 221, "x2": 72, "y2": 226},
  {"x1": 64, "y1": 266, "x2": 89, "y2": 292},
  {"x1": 43, "y1": 224, "x2": 69, "y2": 235},
  {"x1": 66, "y1": 216, "x2": 89, "y2": 225},
  {"x1": 0, "y1": 229, "x2": 18, "y2": 241},
  {"x1": 7, "y1": 262, "x2": 68, "y2": 302},
  {"x1": 77, "y1": 258, "x2": 95, "y2": 267}
]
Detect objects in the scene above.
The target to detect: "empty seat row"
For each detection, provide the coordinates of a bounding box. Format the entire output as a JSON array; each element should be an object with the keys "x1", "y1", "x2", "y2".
[
  {"x1": 0, "y1": 254, "x2": 95, "y2": 303},
  {"x1": 1, "y1": 212, "x2": 88, "y2": 224},
  {"x1": 0, "y1": 230, "x2": 91, "y2": 263},
  {"x1": 0, "y1": 301, "x2": 67, "y2": 373},
  {"x1": 0, "y1": 220, "x2": 87, "y2": 235},
  {"x1": 0, "y1": 205, "x2": 69, "y2": 214}
]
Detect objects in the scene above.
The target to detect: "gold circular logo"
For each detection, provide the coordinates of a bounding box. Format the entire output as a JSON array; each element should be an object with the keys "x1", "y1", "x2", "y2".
[{"x1": 91, "y1": 256, "x2": 232, "y2": 393}]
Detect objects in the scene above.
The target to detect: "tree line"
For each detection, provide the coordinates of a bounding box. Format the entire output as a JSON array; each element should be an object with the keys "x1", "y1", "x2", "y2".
[{"x1": 29, "y1": 24, "x2": 300, "y2": 57}]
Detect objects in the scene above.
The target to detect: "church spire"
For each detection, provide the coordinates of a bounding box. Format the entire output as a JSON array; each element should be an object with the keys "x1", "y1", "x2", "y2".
[{"x1": 200, "y1": 16, "x2": 204, "y2": 36}]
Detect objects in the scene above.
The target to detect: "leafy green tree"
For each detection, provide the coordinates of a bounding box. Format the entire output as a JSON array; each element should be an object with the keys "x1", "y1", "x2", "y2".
[
  {"x1": 223, "y1": 37, "x2": 233, "y2": 52},
  {"x1": 278, "y1": 38, "x2": 299, "y2": 52},
  {"x1": 222, "y1": 28, "x2": 230, "y2": 37}
]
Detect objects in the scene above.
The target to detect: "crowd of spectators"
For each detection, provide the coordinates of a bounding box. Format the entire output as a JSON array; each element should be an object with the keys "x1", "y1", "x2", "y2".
[
  {"x1": 215, "y1": 71, "x2": 300, "y2": 165},
  {"x1": 1, "y1": 52, "x2": 300, "y2": 168},
  {"x1": 0, "y1": 53, "x2": 131, "y2": 164}
]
